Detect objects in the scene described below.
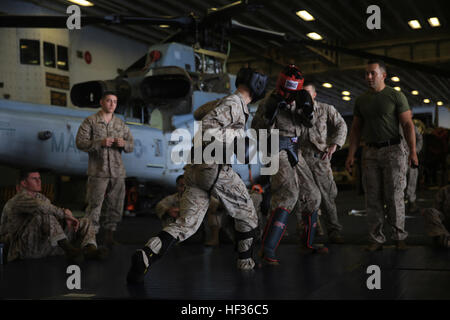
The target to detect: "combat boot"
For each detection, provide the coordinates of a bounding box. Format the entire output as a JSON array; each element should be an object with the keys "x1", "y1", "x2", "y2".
[
  {"x1": 365, "y1": 242, "x2": 383, "y2": 252},
  {"x1": 103, "y1": 229, "x2": 120, "y2": 248},
  {"x1": 58, "y1": 239, "x2": 84, "y2": 264},
  {"x1": 299, "y1": 243, "x2": 329, "y2": 254},
  {"x1": 407, "y1": 201, "x2": 419, "y2": 215},
  {"x1": 328, "y1": 232, "x2": 345, "y2": 244},
  {"x1": 127, "y1": 231, "x2": 176, "y2": 284},
  {"x1": 395, "y1": 240, "x2": 409, "y2": 251},
  {"x1": 82, "y1": 244, "x2": 109, "y2": 260}
]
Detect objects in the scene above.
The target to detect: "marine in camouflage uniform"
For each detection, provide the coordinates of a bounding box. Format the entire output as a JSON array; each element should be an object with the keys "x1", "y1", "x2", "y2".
[
  {"x1": 76, "y1": 92, "x2": 134, "y2": 244},
  {"x1": 127, "y1": 68, "x2": 268, "y2": 283},
  {"x1": 296, "y1": 83, "x2": 347, "y2": 242},
  {"x1": 0, "y1": 173, "x2": 98, "y2": 263},
  {"x1": 149, "y1": 91, "x2": 258, "y2": 268},
  {"x1": 252, "y1": 71, "x2": 326, "y2": 263},
  {"x1": 345, "y1": 61, "x2": 418, "y2": 251},
  {"x1": 421, "y1": 185, "x2": 450, "y2": 248}
]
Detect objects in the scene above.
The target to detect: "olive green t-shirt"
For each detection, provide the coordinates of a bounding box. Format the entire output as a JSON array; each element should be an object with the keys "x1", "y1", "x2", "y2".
[{"x1": 354, "y1": 86, "x2": 410, "y2": 143}]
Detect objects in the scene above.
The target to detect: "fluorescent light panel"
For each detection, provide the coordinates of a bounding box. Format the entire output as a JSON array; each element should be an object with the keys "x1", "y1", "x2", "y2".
[
  {"x1": 428, "y1": 17, "x2": 440, "y2": 27},
  {"x1": 68, "y1": 0, "x2": 94, "y2": 6},
  {"x1": 307, "y1": 32, "x2": 323, "y2": 40},
  {"x1": 296, "y1": 10, "x2": 315, "y2": 21},
  {"x1": 408, "y1": 20, "x2": 421, "y2": 29}
]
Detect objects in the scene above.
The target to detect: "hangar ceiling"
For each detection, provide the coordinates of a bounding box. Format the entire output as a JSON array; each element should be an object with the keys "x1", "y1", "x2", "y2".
[{"x1": 10, "y1": 0, "x2": 450, "y2": 114}]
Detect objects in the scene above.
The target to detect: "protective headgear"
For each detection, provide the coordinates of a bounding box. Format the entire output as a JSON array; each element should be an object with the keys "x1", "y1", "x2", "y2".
[
  {"x1": 276, "y1": 65, "x2": 304, "y2": 102},
  {"x1": 235, "y1": 67, "x2": 268, "y2": 103}
]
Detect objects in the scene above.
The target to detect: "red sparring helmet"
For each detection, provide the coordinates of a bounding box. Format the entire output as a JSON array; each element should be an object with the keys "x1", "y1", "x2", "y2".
[{"x1": 276, "y1": 65, "x2": 304, "y2": 100}]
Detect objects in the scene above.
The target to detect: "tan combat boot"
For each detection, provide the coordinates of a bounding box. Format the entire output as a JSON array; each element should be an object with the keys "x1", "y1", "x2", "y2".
[
  {"x1": 58, "y1": 239, "x2": 84, "y2": 263},
  {"x1": 103, "y1": 229, "x2": 120, "y2": 248}
]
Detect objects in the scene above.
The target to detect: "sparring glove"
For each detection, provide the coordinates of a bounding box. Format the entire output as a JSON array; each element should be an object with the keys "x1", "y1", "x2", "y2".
[{"x1": 295, "y1": 89, "x2": 314, "y2": 128}]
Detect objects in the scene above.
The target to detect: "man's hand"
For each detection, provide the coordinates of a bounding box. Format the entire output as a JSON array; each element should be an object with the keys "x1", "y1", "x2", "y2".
[
  {"x1": 166, "y1": 207, "x2": 180, "y2": 219},
  {"x1": 101, "y1": 137, "x2": 114, "y2": 147},
  {"x1": 409, "y1": 152, "x2": 419, "y2": 168},
  {"x1": 345, "y1": 155, "x2": 355, "y2": 175},
  {"x1": 115, "y1": 138, "x2": 125, "y2": 148},
  {"x1": 64, "y1": 209, "x2": 79, "y2": 232},
  {"x1": 322, "y1": 144, "x2": 337, "y2": 160}
]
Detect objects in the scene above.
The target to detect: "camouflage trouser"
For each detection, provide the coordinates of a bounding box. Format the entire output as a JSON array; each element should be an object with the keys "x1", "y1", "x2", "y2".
[
  {"x1": 146, "y1": 164, "x2": 258, "y2": 269},
  {"x1": 250, "y1": 191, "x2": 265, "y2": 240},
  {"x1": 405, "y1": 167, "x2": 419, "y2": 203},
  {"x1": 8, "y1": 215, "x2": 96, "y2": 262},
  {"x1": 270, "y1": 150, "x2": 321, "y2": 223},
  {"x1": 85, "y1": 176, "x2": 125, "y2": 233},
  {"x1": 422, "y1": 208, "x2": 450, "y2": 248},
  {"x1": 422, "y1": 208, "x2": 450, "y2": 237},
  {"x1": 362, "y1": 144, "x2": 408, "y2": 243},
  {"x1": 302, "y1": 151, "x2": 342, "y2": 236},
  {"x1": 203, "y1": 206, "x2": 235, "y2": 243}
]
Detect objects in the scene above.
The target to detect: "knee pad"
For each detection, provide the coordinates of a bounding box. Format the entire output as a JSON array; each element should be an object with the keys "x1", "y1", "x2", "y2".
[
  {"x1": 235, "y1": 228, "x2": 257, "y2": 260},
  {"x1": 156, "y1": 231, "x2": 177, "y2": 257}
]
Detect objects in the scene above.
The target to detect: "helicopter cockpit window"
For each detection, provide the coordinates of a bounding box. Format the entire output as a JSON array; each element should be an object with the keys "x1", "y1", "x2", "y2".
[
  {"x1": 43, "y1": 42, "x2": 55, "y2": 68},
  {"x1": 20, "y1": 39, "x2": 40, "y2": 65},
  {"x1": 57, "y1": 45, "x2": 69, "y2": 71}
]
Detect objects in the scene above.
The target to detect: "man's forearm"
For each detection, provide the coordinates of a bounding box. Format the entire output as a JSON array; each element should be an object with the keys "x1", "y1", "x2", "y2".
[{"x1": 402, "y1": 121, "x2": 417, "y2": 154}]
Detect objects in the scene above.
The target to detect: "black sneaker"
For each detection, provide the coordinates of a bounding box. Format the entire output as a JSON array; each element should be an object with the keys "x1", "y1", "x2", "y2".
[{"x1": 126, "y1": 249, "x2": 150, "y2": 284}]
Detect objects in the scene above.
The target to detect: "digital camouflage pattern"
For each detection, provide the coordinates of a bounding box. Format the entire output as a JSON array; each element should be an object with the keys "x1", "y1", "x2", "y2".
[{"x1": 0, "y1": 190, "x2": 96, "y2": 262}]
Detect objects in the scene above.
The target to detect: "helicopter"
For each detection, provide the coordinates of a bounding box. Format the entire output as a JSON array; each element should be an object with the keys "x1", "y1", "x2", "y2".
[
  {"x1": 0, "y1": 0, "x2": 448, "y2": 212},
  {"x1": 0, "y1": 1, "x2": 283, "y2": 211}
]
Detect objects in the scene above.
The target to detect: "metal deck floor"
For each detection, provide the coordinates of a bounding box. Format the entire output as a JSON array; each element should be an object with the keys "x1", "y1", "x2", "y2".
[{"x1": 1, "y1": 189, "x2": 449, "y2": 300}]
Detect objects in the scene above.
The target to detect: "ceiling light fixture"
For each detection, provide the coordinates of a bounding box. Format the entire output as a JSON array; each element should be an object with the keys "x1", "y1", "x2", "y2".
[
  {"x1": 342, "y1": 96, "x2": 351, "y2": 101},
  {"x1": 159, "y1": 25, "x2": 170, "y2": 28},
  {"x1": 411, "y1": 90, "x2": 419, "y2": 95},
  {"x1": 296, "y1": 10, "x2": 315, "y2": 21},
  {"x1": 423, "y1": 99, "x2": 430, "y2": 104},
  {"x1": 322, "y1": 82, "x2": 332, "y2": 88},
  {"x1": 394, "y1": 87, "x2": 401, "y2": 92},
  {"x1": 408, "y1": 20, "x2": 421, "y2": 29},
  {"x1": 437, "y1": 101, "x2": 443, "y2": 106},
  {"x1": 68, "y1": 0, "x2": 94, "y2": 6},
  {"x1": 307, "y1": 32, "x2": 323, "y2": 40},
  {"x1": 391, "y1": 76, "x2": 400, "y2": 82},
  {"x1": 341, "y1": 91, "x2": 350, "y2": 96},
  {"x1": 428, "y1": 17, "x2": 441, "y2": 27}
]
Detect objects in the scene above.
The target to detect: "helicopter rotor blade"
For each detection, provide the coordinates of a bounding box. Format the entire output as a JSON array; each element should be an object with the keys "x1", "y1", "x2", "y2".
[
  {"x1": 0, "y1": 14, "x2": 194, "y2": 28},
  {"x1": 203, "y1": 0, "x2": 263, "y2": 25},
  {"x1": 287, "y1": 38, "x2": 450, "y2": 78},
  {"x1": 230, "y1": 20, "x2": 450, "y2": 78},
  {"x1": 230, "y1": 19, "x2": 287, "y2": 41}
]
